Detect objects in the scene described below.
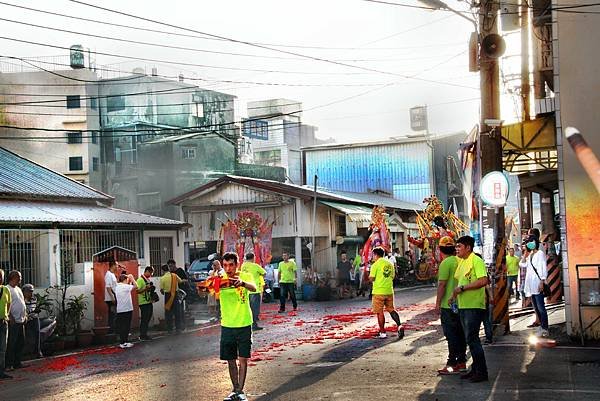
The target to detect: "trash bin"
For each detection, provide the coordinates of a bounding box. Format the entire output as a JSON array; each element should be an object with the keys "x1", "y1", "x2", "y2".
[{"x1": 302, "y1": 284, "x2": 316, "y2": 301}]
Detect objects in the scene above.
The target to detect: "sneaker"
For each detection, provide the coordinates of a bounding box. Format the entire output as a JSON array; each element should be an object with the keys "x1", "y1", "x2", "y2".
[
  {"x1": 437, "y1": 365, "x2": 461, "y2": 375},
  {"x1": 223, "y1": 392, "x2": 238, "y2": 401},
  {"x1": 119, "y1": 343, "x2": 128, "y2": 349},
  {"x1": 397, "y1": 326, "x2": 405, "y2": 339},
  {"x1": 124, "y1": 342, "x2": 134, "y2": 348},
  {"x1": 454, "y1": 362, "x2": 468, "y2": 372},
  {"x1": 541, "y1": 329, "x2": 550, "y2": 338},
  {"x1": 376, "y1": 332, "x2": 387, "y2": 339},
  {"x1": 237, "y1": 392, "x2": 248, "y2": 401}
]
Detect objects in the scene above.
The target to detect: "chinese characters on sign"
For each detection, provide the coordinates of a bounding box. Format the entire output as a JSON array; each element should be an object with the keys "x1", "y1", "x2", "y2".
[{"x1": 410, "y1": 106, "x2": 428, "y2": 132}]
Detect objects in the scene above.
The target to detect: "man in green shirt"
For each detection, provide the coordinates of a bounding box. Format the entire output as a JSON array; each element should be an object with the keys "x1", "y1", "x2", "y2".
[
  {"x1": 435, "y1": 236, "x2": 466, "y2": 375},
  {"x1": 159, "y1": 264, "x2": 184, "y2": 334},
  {"x1": 136, "y1": 266, "x2": 155, "y2": 340},
  {"x1": 241, "y1": 253, "x2": 266, "y2": 331},
  {"x1": 220, "y1": 252, "x2": 256, "y2": 401},
  {"x1": 0, "y1": 269, "x2": 12, "y2": 379},
  {"x1": 278, "y1": 252, "x2": 297, "y2": 313},
  {"x1": 450, "y1": 236, "x2": 489, "y2": 383},
  {"x1": 506, "y1": 247, "x2": 520, "y2": 301},
  {"x1": 369, "y1": 247, "x2": 403, "y2": 339}
]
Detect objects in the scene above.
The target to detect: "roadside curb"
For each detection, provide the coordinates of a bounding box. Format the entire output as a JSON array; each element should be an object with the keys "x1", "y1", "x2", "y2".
[{"x1": 22, "y1": 320, "x2": 220, "y2": 364}]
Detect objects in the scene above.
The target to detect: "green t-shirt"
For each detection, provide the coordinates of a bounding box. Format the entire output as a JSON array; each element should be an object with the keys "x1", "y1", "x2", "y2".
[
  {"x1": 278, "y1": 260, "x2": 297, "y2": 284},
  {"x1": 241, "y1": 262, "x2": 266, "y2": 294},
  {"x1": 0, "y1": 285, "x2": 12, "y2": 321},
  {"x1": 506, "y1": 255, "x2": 520, "y2": 276},
  {"x1": 454, "y1": 253, "x2": 487, "y2": 310},
  {"x1": 438, "y1": 256, "x2": 459, "y2": 309},
  {"x1": 369, "y1": 258, "x2": 395, "y2": 295},
  {"x1": 219, "y1": 271, "x2": 254, "y2": 328},
  {"x1": 136, "y1": 276, "x2": 151, "y2": 306}
]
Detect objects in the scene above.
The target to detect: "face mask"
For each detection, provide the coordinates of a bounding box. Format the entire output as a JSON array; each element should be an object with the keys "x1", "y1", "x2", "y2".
[{"x1": 526, "y1": 241, "x2": 536, "y2": 250}]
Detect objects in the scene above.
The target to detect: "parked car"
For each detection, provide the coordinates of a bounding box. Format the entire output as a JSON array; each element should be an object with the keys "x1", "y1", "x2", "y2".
[{"x1": 188, "y1": 259, "x2": 213, "y2": 284}]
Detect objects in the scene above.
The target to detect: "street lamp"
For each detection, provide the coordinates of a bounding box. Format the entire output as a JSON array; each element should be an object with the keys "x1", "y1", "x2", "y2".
[{"x1": 417, "y1": 0, "x2": 477, "y2": 28}]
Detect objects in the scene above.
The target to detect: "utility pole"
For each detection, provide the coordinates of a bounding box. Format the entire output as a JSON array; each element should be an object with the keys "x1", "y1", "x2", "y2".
[
  {"x1": 521, "y1": 1, "x2": 531, "y2": 121},
  {"x1": 479, "y1": 0, "x2": 508, "y2": 332},
  {"x1": 311, "y1": 174, "x2": 318, "y2": 274}
]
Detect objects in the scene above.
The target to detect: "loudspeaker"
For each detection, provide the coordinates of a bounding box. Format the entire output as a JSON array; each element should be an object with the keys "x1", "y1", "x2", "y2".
[{"x1": 481, "y1": 34, "x2": 506, "y2": 58}]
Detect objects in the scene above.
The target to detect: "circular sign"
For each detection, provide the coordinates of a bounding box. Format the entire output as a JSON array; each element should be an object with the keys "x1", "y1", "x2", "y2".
[{"x1": 480, "y1": 171, "x2": 509, "y2": 207}]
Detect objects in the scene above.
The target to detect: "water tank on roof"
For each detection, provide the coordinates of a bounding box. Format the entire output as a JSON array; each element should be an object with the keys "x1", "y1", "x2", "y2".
[{"x1": 70, "y1": 45, "x2": 85, "y2": 69}]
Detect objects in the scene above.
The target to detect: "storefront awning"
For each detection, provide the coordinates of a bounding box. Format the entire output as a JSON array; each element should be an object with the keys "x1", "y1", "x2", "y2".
[{"x1": 320, "y1": 201, "x2": 373, "y2": 223}]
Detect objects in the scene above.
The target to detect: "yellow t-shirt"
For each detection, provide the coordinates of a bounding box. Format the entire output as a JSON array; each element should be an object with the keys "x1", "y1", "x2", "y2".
[
  {"x1": 241, "y1": 262, "x2": 266, "y2": 294},
  {"x1": 278, "y1": 260, "x2": 297, "y2": 284},
  {"x1": 369, "y1": 258, "x2": 395, "y2": 296},
  {"x1": 454, "y1": 253, "x2": 487, "y2": 310},
  {"x1": 0, "y1": 285, "x2": 12, "y2": 321},
  {"x1": 506, "y1": 255, "x2": 520, "y2": 276},
  {"x1": 438, "y1": 256, "x2": 459, "y2": 309},
  {"x1": 219, "y1": 271, "x2": 254, "y2": 328},
  {"x1": 159, "y1": 272, "x2": 181, "y2": 293}
]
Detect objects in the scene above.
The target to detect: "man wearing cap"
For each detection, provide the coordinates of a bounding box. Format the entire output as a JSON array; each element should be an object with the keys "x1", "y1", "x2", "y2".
[
  {"x1": 435, "y1": 236, "x2": 466, "y2": 375},
  {"x1": 450, "y1": 236, "x2": 489, "y2": 383},
  {"x1": 23, "y1": 284, "x2": 43, "y2": 358}
]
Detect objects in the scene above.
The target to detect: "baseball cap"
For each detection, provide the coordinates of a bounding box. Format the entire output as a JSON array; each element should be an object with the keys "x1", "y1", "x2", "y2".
[
  {"x1": 439, "y1": 236, "x2": 455, "y2": 247},
  {"x1": 22, "y1": 284, "x2": 34, "y2": 292}
]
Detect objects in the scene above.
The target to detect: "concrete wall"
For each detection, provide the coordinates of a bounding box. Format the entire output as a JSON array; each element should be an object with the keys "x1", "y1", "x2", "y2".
[
  {"x1": 555, "y1": 1, "x2": 600, "y2": 338},
  {"x1": 0, "y1": 69, "x2": 102, "y2": 188}
]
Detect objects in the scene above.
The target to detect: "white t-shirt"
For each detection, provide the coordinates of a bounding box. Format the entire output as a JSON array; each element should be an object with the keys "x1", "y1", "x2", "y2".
[
  {"x1": 104, "y1": 271, "x2": 117, "y2": 302},
  {"x1": 115, "y1": 283, "x2": 135, "y2": 313},
  {"x1": 8, "y1": 285, "x2": 26, "y2": 324}
]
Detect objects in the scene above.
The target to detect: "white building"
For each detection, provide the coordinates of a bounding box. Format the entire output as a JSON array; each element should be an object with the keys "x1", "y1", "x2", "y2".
[{"x1": 0, "y1": 146, "x2": 187, "y2": 329}]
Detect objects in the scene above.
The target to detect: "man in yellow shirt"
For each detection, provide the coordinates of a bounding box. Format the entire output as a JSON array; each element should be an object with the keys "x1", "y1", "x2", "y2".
[
  {"x1": 0, "y1": 269, "x2": 12, "y2": 380},
  {"x1": 369, "y1": 247, "x2": 403, "y2": 339},
  {"x1": 220, "y1": 252, "x2": 256, "y2": 401},
  {"x1": 506, "y1": 247, "x2": 520, "y2": 301},
  {"x1": 450, "y1": 236, "x2": 489, "y2": 383},
  {"x1": 241, "y1": 253, "x2": 266, "y2": 331},
  {"x1": 159, "y1": 264, "x2": 184, "y2": 334},
  {"x1": 278, "y1": 252, "x2": 297, "y2": 313}
]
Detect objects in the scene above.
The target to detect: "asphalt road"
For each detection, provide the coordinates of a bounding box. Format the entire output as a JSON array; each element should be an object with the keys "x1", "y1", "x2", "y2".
[{"x1": 3, "y1": 286, "x2": 600, "y2": 401}]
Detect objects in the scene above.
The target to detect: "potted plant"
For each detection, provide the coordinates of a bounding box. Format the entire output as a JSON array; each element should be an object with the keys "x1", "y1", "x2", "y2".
[{"x1": 66, "y1": 294, "x2": 93, "y2": 347}]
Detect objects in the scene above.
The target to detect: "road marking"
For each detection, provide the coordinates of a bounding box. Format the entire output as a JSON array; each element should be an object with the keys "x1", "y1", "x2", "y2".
[{"x1": 305, "y1": 361, "x2": 344, "y2": 368}]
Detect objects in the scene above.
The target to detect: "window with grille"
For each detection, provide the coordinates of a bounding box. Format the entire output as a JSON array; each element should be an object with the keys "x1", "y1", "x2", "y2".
[
  {"x1": 66, "y1": 95, "x2": 81, "y2": 109},
  {"x1": 59, "y1": 229, "x2": 140, "y2": 284},
  {"x1": 181, "y1": 147, "x2": 196, "y2": 159},
  {"x1": 0, "y1": 230, "x2": 45, "y2": 287},
  {"x1": 67, "y1": 131, "x2": 82, "y2": 144},
  {"x1": 149, "y1": 237, "x2": 173, "y2": 277},
  {"x1": 69, "y1": 156, "x2": 83, "y2": 171}
]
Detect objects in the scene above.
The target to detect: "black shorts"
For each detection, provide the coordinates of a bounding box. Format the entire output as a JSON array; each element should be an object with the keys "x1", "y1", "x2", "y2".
[{"x1": 220, "y1": 325, "x2": 252, "y2": 360}]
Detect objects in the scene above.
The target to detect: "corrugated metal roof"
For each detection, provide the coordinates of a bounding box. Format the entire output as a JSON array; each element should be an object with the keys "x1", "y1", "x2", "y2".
[
  {"x1": 0, "y1": 200, "x2": 187, "y2": 227},
  {"x1": 321, "y1": 190, "x2": 423, "y2": 211},
  {"x1": 0, "y1": 147, "x2": 111, "y2": 201},
  {"x1": 320, "y1": 201, "x2": 373, "y2": 223}
]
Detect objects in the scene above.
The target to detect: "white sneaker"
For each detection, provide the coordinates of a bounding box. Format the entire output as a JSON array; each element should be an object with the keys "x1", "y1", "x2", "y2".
[
  {"x1": 119, "y1": 343, "x2": 128, "y2": 349},
  {"x1": 377, "y1": 332, "x2": 388, "y2": 339},
  {"x1": 237, "y1": 392, "x2": 248, "y2": 401},
  {"x1": 541, "y1": 329, "x2": 549, "y2": 338},
  {"x1": 124, "y1": 342, "x2": 134, "y2": 348},
  {"x1": 223, "y1": 392, "x2": 238, "y2": 401}
]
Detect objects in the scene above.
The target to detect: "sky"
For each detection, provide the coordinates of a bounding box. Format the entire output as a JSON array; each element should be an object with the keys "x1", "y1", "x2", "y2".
[{"x1": 0, "y1": 0, "x2": 525, "y2": 142}]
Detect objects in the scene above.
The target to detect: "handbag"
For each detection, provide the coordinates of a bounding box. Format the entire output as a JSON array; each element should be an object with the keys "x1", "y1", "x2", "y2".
[{"x1": 530, "y1": 257, "x2": 551, "y2": 297}]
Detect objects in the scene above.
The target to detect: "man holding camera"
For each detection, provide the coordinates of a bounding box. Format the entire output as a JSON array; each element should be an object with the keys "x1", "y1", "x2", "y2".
[
  {"x1": 220, "y1": 252, "x2": 256, "y2": 401},
  {"x1": 136, "y1": 266, "x2": 156, "y2": 340}
]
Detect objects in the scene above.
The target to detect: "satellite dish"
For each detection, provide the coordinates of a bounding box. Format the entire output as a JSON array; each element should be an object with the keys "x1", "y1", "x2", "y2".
[{"x1": 481, "y1": 34, "x2": 506, "y2": 58}]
